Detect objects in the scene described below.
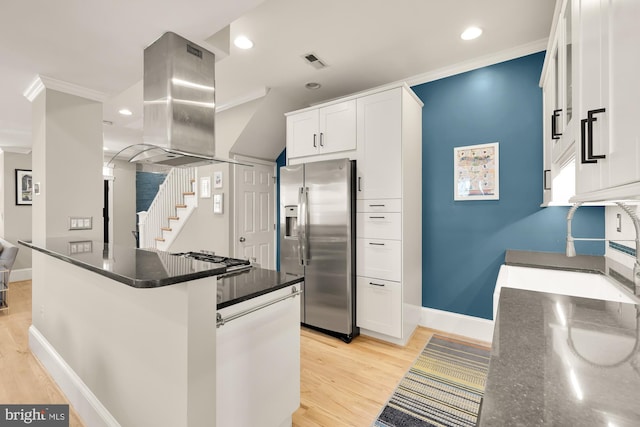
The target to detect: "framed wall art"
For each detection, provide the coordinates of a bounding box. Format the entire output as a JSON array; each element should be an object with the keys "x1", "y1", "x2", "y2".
[
  {"x1": 15, "y1": 169, "x2": 33, "y2": 205},
  {"x1": 213, "y1": 171, "x2": 223, "y2": 189},
  {"x1": 454, "y1": 142, "x2": 499, "y2": 201},
  {"x1": 200, "y1": 176, "x2": 211, "y2": 198}
]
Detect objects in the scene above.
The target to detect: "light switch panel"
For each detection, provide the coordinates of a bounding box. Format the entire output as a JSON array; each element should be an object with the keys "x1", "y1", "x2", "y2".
[
  {"x1": 69, "y1": 217, "x2": 93, "y2": 230},
  {"x1": 68, "y1": 240, "x2": 93, "y2": 254}
]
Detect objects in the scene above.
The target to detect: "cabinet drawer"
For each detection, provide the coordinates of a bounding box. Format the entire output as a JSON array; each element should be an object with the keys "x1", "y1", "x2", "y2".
[
  {"x1": 356, "y1": 212, "x2": 401, "y2": 240},
  {"x1": 356, "y1": 276, "x2": 402, "y2": 338},
  {"x1": 356, "y1": 238, "x2": 401, "y2": 282},
  {"x1": 357, "y1": 199, "x2": 401, "y2": 213}
]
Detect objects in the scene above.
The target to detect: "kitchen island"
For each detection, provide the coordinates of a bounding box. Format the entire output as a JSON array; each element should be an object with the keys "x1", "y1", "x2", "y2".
[
  {"x1": 20, "y1": 238, "x2": 303, "y2": 427},
  {"x1": 480, "y1": 251, "x2": 640, "y2": 426}
]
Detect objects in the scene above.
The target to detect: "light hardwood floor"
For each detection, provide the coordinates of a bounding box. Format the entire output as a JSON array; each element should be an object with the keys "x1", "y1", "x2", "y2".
[
  {"x1": 1, "y1": 280, "x2": 487, "y2": 427},
  {"x1": 0, "y1": 280, "x2": 85, "y2": 426}
]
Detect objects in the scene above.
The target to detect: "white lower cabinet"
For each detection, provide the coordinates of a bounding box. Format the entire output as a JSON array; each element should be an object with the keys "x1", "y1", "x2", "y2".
[
  {"x1": 356, "y1": 238, "x2": 401, "y2": 282},
  {"x1": 357, "y1": 277, "x2": 402, "y2": 338},
  {"x1": 356, "y1": 212, "x2": 402, "y2": 241}
]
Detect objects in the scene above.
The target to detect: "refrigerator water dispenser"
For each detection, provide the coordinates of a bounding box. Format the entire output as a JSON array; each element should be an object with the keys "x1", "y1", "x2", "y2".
[{"x1": 284, "y1": 206, "x2": 298, "y2": 238}]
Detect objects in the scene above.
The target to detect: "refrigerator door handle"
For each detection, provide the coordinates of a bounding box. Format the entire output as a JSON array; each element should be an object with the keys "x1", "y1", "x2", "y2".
[
  {"x1": 297, "y1": 187, "x2": 305, "y2": 266},
  {"x1": 301, "y1": 187, "x2": 310, "y2": 265},
  {"x1": 298, "y1": 187, "x2": 311, "y2": 266}
]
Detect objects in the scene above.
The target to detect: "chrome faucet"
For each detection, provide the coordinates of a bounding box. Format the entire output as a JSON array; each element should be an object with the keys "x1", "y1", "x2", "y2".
[{"x1": 566, "y1": 201, "x2": 640, "y2": 294}]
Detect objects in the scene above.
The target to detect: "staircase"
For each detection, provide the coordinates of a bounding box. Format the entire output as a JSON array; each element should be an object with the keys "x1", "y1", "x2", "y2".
[{"x1": 137, "y1": 167, "x2": 197, "y2": 250}]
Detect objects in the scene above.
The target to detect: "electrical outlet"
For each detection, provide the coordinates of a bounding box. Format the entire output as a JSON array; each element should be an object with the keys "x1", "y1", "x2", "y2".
[{"x1": 616, "y1": 213, "x2": 622, "y2": 232}]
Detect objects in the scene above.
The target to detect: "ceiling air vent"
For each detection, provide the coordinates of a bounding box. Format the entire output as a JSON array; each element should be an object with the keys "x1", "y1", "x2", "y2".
[{"x1": 303, "y1": 52, "x2": 328, "y2": 70}]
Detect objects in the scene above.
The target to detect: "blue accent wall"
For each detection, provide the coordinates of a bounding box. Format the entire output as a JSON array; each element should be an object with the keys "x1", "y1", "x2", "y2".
[
  {"x1": 136, "y1": 171, "x2": 167, "y2": 213},
  {"x1": 411, "y1": 52, "x2": 605, "y2": 320},
  {"x1": 276, "y1": 149, "x2": 287, "y2": 271}
]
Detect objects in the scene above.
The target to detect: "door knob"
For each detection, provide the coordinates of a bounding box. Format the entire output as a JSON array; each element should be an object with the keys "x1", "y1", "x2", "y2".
[{"x1": 239, "y1": 237, "x2": 246, "y2": 242}]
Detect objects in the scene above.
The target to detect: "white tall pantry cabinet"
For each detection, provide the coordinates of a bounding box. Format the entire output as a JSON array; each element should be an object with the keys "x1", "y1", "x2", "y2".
[{"x1": 286, "y1": 84, "x2": 422, "y2": 346}]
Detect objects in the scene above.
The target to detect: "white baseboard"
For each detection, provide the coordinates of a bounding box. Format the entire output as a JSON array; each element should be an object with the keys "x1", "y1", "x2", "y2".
[
  {"x1": 10, "y1": 267, "x2": 31, "y2": 282},
  {"x1": 28, "y1": 326, "x2": 121, "y2": 427},
  {"x1": 359, "y1": 327, "x2": 413, "y2": 347},
  {"x1": 420, "y1": 307, "x2": 494, "y2": 344}
]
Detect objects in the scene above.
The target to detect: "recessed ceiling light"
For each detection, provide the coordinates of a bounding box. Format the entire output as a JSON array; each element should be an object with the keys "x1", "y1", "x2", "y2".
[
  {"x1": 305, "y1": 82, "x2": 321, "y2": 90},
  {"x1": 461, "y1": 26, "x2": 483, "y2": 41},
  {"x1": 234, "y1": 36, "x2": 254, "y2": 50},
  {"x1": 118, "y1": 108, "x2": 133, "y2": 116}
]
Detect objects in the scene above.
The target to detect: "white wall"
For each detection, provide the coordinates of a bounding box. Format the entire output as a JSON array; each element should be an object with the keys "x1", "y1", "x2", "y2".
[
  {"x1": 0, "y1": 151, "x2": 32, "y2": 270},
  {"x1": 169, "y1": 99, "x2": 266, "y2": 255},
  {"x1": 169, "y1": 163, "x2": 232, "y2": 255},
  {"x1": 31, "y1": 89, "x2": 103, "y2": 243}
]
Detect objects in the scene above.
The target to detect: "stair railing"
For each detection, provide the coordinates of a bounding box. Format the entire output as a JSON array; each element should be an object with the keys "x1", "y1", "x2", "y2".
[{"x1": 137, "y1": 167, "x2": 196, "y2": 249}]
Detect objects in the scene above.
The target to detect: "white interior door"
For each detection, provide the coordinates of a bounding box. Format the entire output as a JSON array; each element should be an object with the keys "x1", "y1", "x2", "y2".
[{"x1": 234, "y1": 159, "x2": 276, "y2": 269}]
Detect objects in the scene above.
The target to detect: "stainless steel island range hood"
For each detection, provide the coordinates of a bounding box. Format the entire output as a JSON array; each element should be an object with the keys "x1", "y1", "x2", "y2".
[{"x1": 112, "y1": 32, "x2": 239, "y2": 167}]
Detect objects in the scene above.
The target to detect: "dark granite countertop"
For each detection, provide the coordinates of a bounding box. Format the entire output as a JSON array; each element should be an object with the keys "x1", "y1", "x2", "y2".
[
  {"x1": 20, "y1": 238, "x2": 231, "y2": 288},
  {"x1": 505, "y1": 250, "x2": 606, "y2": 273},
  {"x1": 479, "y1": 287, "x2": 640, "y2": 426},
  {"x1": 217, "y1": 268, "x2": 303, "y2": 309},
  {"x1": 19, "y1": 239, "x2": 303, "y2": 301}
]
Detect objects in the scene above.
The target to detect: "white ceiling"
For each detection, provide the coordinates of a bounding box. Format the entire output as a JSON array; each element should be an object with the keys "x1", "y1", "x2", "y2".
[{"x1": 0, "y1": 0, "x2": 556, "y2": 157}]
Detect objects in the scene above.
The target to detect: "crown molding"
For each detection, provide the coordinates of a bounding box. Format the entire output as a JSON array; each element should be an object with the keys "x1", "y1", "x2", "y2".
[
  {"x1": 405, "y1": 38, "x2": 548, "y2": 87},
  {"x1": 23, "y1": 75, "x2": 107, "y2": 103},
  {"x1": 0, "y1": 146, "x2": 32, "y2": 154}
]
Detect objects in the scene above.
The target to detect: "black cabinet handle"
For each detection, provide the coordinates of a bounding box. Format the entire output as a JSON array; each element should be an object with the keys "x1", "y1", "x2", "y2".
[
  {"x1": 586, "y1": 108, "x2": 606, "y2": 160},
  {"x1": 543, "y1": 169, "x2": 551, "y2": 190},
  {"x1": 580, "y1": 108, "x2": 606, "y2": 164},
  {"x1": 551, "y1": 109, "x2": 562, "y2": 140},
  {"x1": 313, "y1": 134, "x2": 317, "y2": 148},
  {"x1": 369, "y1": 282, "x2": 385, "y2": 287},
  {"x1": 369, "y1": 242, "x2": 385, "y2": 246},
  {"x1": 581, "y1": 118, "x2": 595, "y2": 164},
  {"x1": 358, "y1": 177, "x2": 362, "y2": 192},
  {"x1": 369, "y1": 216, "x2": 386, "y2": 219},
  {"x1": 319, "y1": 132, "x2": 324, "y2": 147}
]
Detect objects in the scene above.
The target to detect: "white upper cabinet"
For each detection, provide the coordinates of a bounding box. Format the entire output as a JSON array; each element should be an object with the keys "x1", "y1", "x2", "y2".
[
  {"x1": 606, "y1": 0, "x2": 640, "y2": 190},
  {"x1": 574, "y1": 0, "x2": 640, "y2": 198},
  {"x1": 574, "y1": 0, "x2": 610, "y2": 194},
  {"x1": 286, "y1": 100, "x2": 356, "y2": 159},
  {"x1": 541, "y1": 0, "x2": 576, "y2": 205},
  {"x1": 356, "y1": 88, "x2": 403, "y2": 200},
  {"x1": 542, "y1": 0, "x2": 640, "y2": 202}
]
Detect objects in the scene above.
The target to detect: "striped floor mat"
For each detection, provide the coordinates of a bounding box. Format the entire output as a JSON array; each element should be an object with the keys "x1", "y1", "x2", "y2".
[{"x1": 373, "y1": 335, "x2": 491, "y2": 427}]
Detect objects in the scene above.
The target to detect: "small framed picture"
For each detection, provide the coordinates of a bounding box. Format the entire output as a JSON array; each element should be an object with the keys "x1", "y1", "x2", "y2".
[
  {"x1": 454, "y1": 142, "x2": 499, "y2": 201},
  {"x1": 15, "y1": 169, "x2": 33, "y2": 205},
  {"x1": 213, "y1": 171, "x2": 223, "y2": 189},
  {"x1": 200, "y1": 177, "x2": 211, "y2": 198}
]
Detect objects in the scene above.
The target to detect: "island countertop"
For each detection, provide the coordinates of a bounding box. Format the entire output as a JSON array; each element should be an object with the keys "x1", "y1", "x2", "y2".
[
  {"x1": 20, "y1": 238, "x2": 231, "y2": 288},
  {"x1": 217, "y1": 268, "x2": 303, "y2": 309},
  {"x1": 479, "y1": 286, "x2": 640, "y2": 426},
  {"x1": 19, "y1": 238, "x2": 303, "y2": 302}
]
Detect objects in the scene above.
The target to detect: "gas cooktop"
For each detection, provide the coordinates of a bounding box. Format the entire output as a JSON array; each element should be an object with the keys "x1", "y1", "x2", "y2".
[{"x1": 171, "y1": 251, "x2": 251, "y2": 270}]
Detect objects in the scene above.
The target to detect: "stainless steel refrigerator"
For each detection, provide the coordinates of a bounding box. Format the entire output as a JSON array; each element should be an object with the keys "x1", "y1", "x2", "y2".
[{"x1": 280, "y1": 158, "x2": 358, "y2": 343}]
